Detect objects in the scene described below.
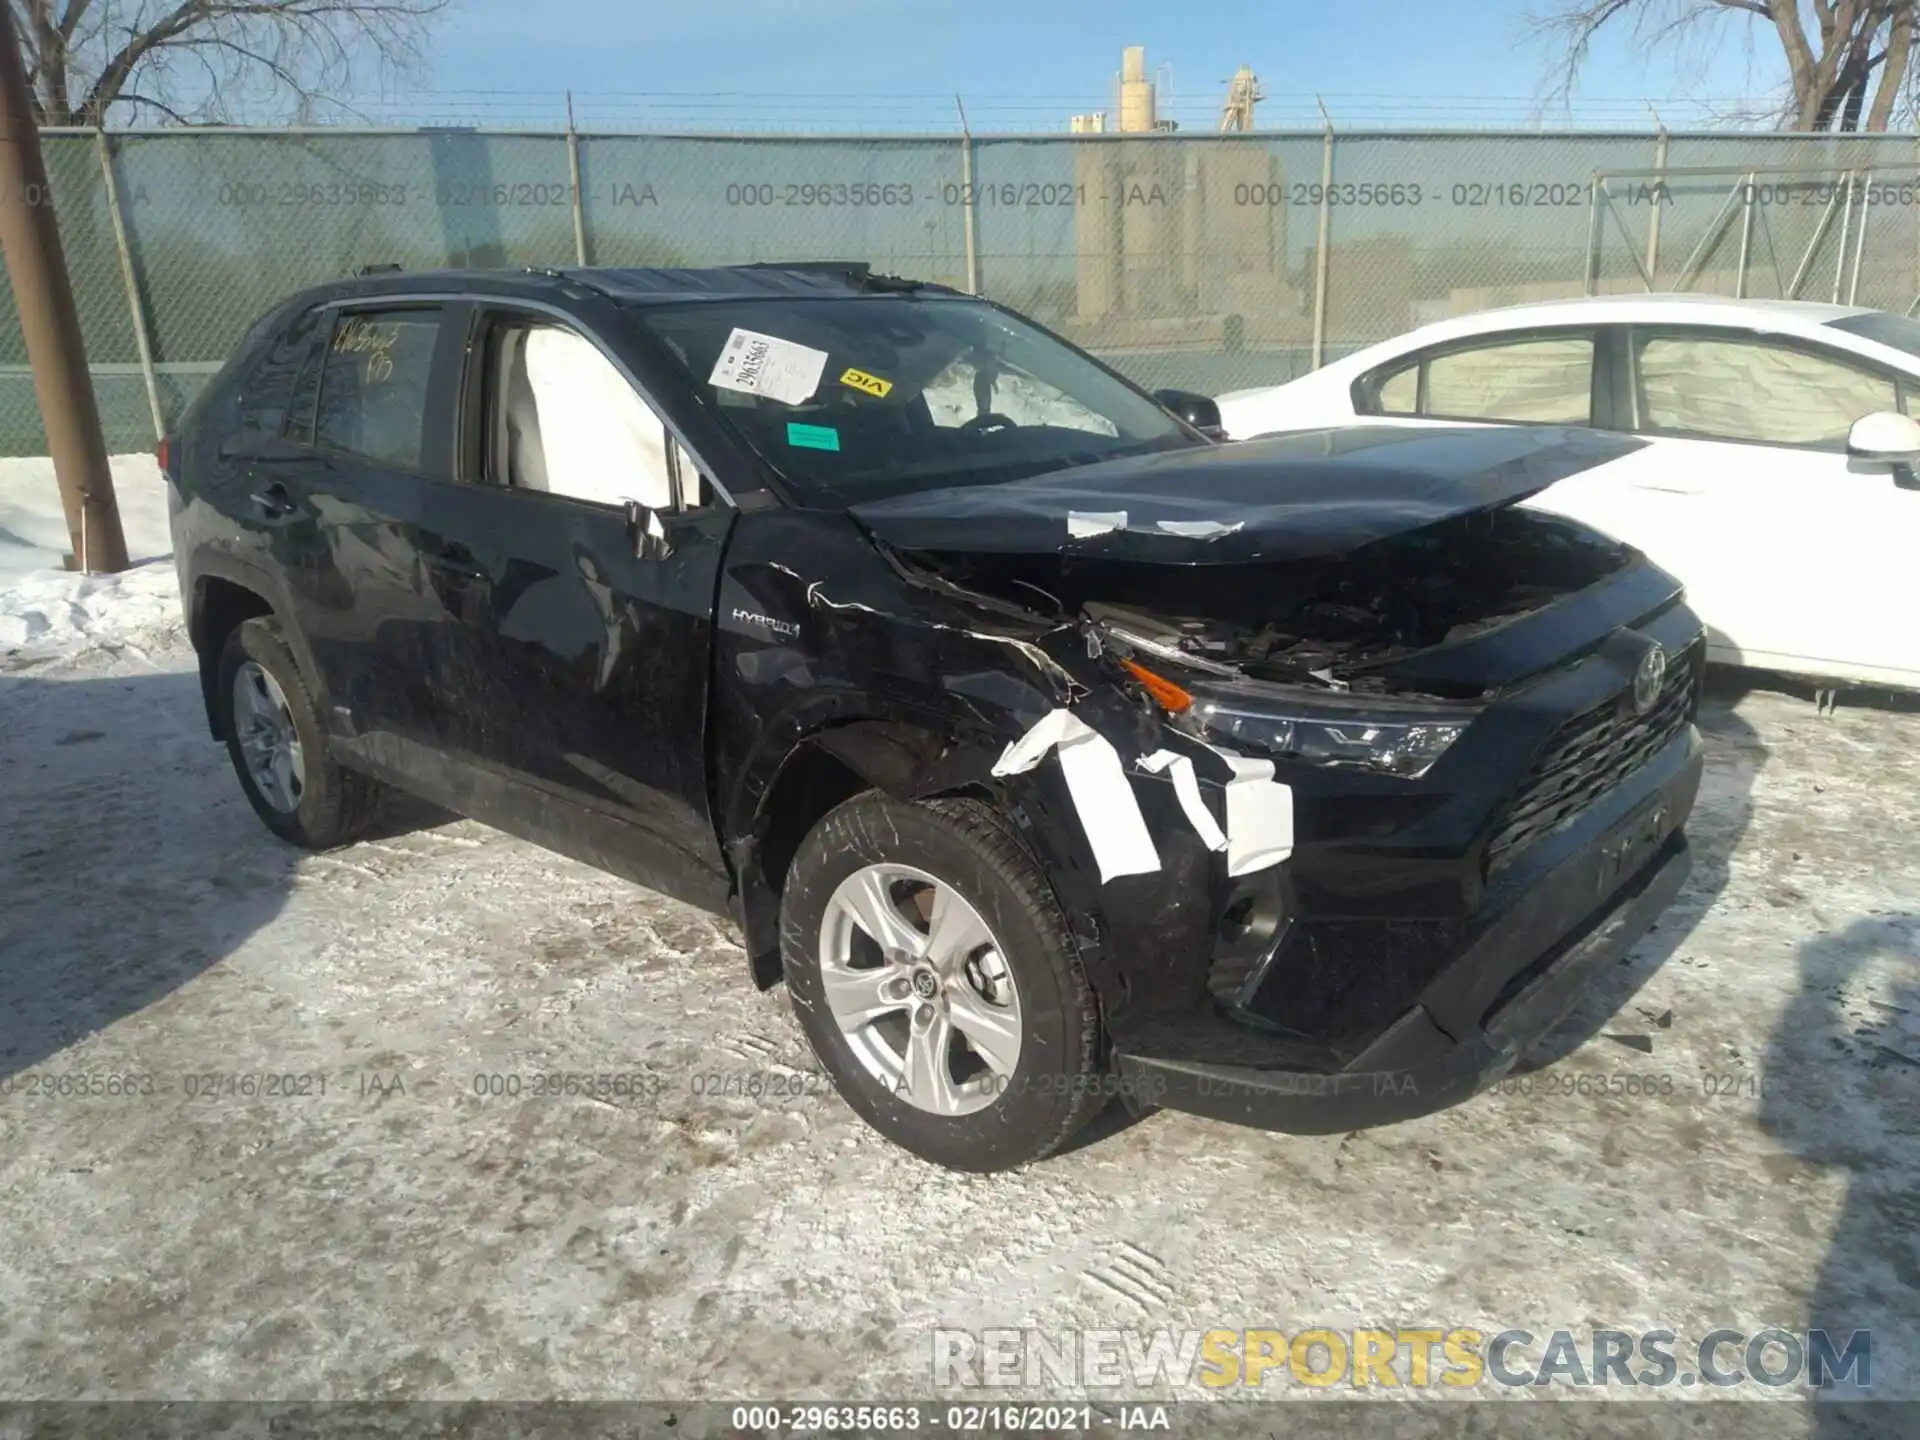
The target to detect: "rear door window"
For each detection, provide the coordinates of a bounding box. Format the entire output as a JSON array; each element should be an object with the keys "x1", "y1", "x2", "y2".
[
  {"x1": 313, "y1": 308, "x2": 443, "y2": 471},
  {"x1": 1362, "y1": 332, "x2": 1596, "y2": 424}
]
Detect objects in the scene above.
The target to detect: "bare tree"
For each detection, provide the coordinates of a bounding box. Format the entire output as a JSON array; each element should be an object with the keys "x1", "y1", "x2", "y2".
[
  {"x1": 1532, "y1": 0, "x2": 1919, "y2": 130},
  {"x1": 10, "y1": 0, "x2": 452, "y2": 126}
]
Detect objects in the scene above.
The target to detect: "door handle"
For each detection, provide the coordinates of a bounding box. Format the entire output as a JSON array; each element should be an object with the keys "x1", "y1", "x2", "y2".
[{"x1": 249, "y1": 481, "x2": 296, "y2": 517}]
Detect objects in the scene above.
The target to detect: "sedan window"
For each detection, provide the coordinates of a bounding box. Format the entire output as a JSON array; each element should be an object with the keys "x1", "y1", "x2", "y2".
[
  {"x1": 1364, "y1": 334, "x2": 1593, "y2": 425},
  {"x1": 1375, "y1": 364, "x2": 1418, "y2": 415},
  {"x1": 1634, "y1": 335, "x2": 1898, "y2": 447}
]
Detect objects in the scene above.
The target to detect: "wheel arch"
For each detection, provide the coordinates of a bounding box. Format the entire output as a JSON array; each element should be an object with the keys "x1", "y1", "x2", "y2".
[
  {"x1": 190, "y1": 572, "x2": 277, "y2": 740},
  {"x1": 729, "y1": 718, "x2": 1003, "y2": 991}
]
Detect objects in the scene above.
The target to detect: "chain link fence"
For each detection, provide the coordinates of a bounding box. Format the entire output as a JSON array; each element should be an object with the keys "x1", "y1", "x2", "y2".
[{"x1": 7, "y1": 126, "x2": 1920, "y2": 455}]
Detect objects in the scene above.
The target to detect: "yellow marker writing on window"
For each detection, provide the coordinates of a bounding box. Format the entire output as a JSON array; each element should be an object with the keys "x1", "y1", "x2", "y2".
[{"x1": 839, "y1": 368, "x2": 892, "y2": 398}]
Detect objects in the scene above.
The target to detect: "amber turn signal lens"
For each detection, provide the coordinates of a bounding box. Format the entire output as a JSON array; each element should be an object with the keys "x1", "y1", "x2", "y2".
[{"x1": 1123, "y1": 658, "x2": 1193, "y2": 713}]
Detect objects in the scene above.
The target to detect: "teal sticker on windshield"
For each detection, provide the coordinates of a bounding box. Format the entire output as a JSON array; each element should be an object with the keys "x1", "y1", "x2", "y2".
[{"x1": 787, "y1": 422, "x2": 841, "y2": 452}]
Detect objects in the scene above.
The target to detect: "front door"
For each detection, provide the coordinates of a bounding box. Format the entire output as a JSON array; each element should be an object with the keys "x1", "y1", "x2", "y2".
[{"x1": 413, "y1": 309, "x2": 735, "y2": 909}]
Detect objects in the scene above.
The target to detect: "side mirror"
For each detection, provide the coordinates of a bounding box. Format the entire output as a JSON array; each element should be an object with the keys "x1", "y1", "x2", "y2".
[
  {"x1": 1153, "y1": 388, "x2": 1227, "y2": 441},
  {"x1": 1846, "y1": 410, "x2": 1920, "y2": 460}
]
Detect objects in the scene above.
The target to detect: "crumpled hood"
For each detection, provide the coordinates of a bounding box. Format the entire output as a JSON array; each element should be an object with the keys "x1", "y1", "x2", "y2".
[{"x1": 850, "y1": 424, "x2": 1646, "y2": 564}]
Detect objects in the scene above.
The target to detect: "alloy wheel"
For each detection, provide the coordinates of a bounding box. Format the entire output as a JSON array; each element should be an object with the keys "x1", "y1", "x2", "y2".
[
  {"x1": 818, "y1": 862, "x2": 1023, "y2": 1116},
  {"x1": 232, "y1": 660, "x2": 306, "y2": 814}
]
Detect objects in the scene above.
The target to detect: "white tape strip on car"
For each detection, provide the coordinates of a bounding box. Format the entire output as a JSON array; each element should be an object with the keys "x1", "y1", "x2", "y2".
[
  {"x1": 1066, "y1": 510, "x2": 1127, "y2": 538},
  {"x1": 1153, "y1": 519, "x2": 1244, "y2": 539},
  {"x1": 1135, "y1": 750, "x2": 1227, "y2": 853},
  {"x1": 707, "y1": 328, "x2": 830, "y2": 406},
  {"x1": 991, "y1": 710, "x2": 1161, "y2": 883},
  {"x1": 1141, "y1": 744, "x2": 1293, "y2": 875},
  {"x1": 1204, "y1": 744, "x2": 1295, "y2": 876}
]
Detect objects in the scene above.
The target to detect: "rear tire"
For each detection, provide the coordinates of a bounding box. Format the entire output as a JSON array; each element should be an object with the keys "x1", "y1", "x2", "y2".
[
  {"x1": 217, "y1": 617, "x2": 383, "y2": 849},
  {"x1": 780, "y1": 791, "x2": 1104, "y2": 1171}
]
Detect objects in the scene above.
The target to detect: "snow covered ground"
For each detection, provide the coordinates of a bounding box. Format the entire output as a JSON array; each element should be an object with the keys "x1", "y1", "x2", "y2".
[
  {"x1": 1, "y1": 618, "x2": 1917, "y2": 1417},
  {"x1": 0, "y1": 456, "x2": 180, "y2": 668}
]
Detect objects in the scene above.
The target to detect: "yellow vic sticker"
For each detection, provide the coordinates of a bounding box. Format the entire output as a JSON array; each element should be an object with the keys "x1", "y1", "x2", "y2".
[{"x1": 839, "y1": 367, "x2": 893, "y2": 398}]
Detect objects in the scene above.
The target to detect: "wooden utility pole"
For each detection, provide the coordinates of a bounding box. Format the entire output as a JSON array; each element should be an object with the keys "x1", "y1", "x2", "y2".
[{"x1": 0, "y1": 1, "x2": 128, "y2": 574}]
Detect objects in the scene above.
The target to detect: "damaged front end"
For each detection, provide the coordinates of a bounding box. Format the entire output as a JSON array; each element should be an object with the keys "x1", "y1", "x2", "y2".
[{"x1": 813, "y1": 423, "x2": 1705, "y2": 1132}]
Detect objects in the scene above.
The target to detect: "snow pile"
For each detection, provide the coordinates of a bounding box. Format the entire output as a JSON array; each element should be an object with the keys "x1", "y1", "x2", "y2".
[
  {"x1": 0, "y1": 454, "x2": 181, "y2": 666},
  {"x1": 0, "y1": 559, "x2": 183, "y2": 663}
]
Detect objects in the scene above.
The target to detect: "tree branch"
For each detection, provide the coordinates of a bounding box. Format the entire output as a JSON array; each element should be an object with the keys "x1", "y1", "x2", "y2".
[
  {"x1": 14, "y1": 0, "x2": 449, "y2": 125},
  {"x1": 112, "y1": 88, "x2": 203, "y2": 124},
  {"x1": 1533, "y1": 0, "x2": 1918, "y2": 131},
  {"x1": 1866, "y1": 0, "x2": 1916, "y2": 125},
  {"x1": 1768, "y1": 0, "x2": 1824, "y2": 122}
]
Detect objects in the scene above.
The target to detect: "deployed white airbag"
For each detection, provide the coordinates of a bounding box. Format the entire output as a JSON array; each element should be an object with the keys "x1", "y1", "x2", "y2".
[{"x1": 522, "y1": 327, "x2": 674, "y2": 509}]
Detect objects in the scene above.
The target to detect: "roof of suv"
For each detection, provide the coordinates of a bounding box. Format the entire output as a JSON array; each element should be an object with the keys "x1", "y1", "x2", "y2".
[{"x1": 290, "y1": 262, "x2": 966, "y2": 310}]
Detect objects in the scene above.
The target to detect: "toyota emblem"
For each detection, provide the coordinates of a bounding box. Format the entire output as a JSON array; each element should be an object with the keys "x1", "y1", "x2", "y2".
[{"x1": 1633, "y1": 644, "x2": 1668, "y2": 715}]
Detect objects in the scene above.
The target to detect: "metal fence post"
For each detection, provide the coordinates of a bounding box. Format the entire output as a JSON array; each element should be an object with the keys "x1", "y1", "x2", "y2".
[
  {"x1": 1833, "y1": 170, "x2": 1856, "y2": 304},
  {"x1": 1735, "y1": 172, "x2": 1755, "y2": 299},
  {"x1": 1848, "y1": 172, "x2": 1873, "y2": 306},
  {"x1": 1646, "y1": 124, "x2": 1668, "y2": 286},
  {"x1": 565, "y1": 93, "x2": 589, "y2": 265},
  {"x1": 96, "y1": 128, "x2": 164, "y2": 442},
  {"x1": 1584, "y1": 177, "x2": 1603, "y2": 297},
  {"x1": 956, "y1": 97, "x2": 979, "y2": 295},
  {"x1": 1310, "y1": 100, "x2": 1333, "y2": 370}
]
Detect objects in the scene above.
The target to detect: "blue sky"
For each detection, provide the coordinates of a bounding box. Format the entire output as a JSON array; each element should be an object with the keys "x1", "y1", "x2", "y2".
[{"x1": 408, "y1": 0, "x2": 1786, "y2": 130}]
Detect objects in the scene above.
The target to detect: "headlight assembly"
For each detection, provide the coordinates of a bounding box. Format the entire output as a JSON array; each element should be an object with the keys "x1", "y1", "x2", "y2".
[{"x1": 1176, "y1": 685, "x2": 1473, "y2": 779}]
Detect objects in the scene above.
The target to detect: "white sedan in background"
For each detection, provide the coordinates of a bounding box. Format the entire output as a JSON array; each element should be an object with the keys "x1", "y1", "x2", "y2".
[{"x1": 1215, "y1": 295, "x2": 1920, "y2": 695}]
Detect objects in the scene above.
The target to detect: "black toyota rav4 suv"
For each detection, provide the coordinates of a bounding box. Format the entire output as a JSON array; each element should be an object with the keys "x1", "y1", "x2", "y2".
[{"x1": 166, "y1": 262, "x2": 1704, "y2": 1171}]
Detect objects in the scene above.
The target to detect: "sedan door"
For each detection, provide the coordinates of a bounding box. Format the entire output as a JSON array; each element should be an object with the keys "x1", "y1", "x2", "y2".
[{"x1": 409, "y1": 308, "x2": 735, "y2": 910}]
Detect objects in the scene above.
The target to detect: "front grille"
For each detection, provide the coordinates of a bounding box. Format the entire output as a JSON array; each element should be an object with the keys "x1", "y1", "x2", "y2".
[{"x1": 1484, "y1": 642, "x2": 1701, "y2": 873}]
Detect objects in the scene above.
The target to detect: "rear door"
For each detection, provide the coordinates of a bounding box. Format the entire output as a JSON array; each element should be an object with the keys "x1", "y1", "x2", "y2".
[
  {"x1": 409, "y1": 302, "x2": 734, "y2": 908},
  {"x1": 273, "y1": 302, "x2": 464, "y2": 778}
]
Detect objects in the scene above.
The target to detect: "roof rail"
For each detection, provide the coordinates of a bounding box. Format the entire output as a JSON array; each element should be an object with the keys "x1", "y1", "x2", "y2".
[{"x1": 741, "y1": 260, "x2": 872, "y2": 276}]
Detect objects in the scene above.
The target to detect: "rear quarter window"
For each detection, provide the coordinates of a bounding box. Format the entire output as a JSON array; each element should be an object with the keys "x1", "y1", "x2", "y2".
[{"x1": 233, "y1": 305, "x2": 330, "y2": 443}]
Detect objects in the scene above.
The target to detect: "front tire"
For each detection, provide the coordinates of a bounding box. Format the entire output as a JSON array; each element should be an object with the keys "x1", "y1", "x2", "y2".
[
  {"x1": 217, "y1": 616, "x2": 383, "y2": 849},
  {"x1": 780, "y1": 792, "x2": 1104, "y2": 1171}
]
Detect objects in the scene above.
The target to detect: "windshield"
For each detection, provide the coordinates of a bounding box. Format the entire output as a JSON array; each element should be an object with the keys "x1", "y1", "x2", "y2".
[
  {"x1": 1825, "y1": 310, "x2": 1920, "y2": 360},
  {"x1": 631, "y1": 294, "x2": 1197, "y2": 506}
]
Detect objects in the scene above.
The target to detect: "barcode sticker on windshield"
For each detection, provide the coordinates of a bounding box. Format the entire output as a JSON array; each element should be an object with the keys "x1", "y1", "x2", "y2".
[{"x1": 708, "y1": 328, "x2": 830, "y2": 406}]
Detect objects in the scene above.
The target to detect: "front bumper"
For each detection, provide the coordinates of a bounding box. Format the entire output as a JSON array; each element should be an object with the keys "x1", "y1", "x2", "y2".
[
  {"x1": 1115, "y1": 834, "x2": 1689, "y2": 1133},
  {"x1": 1109, "y1": 724, "x2": 1702, "y2": 1134}
]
